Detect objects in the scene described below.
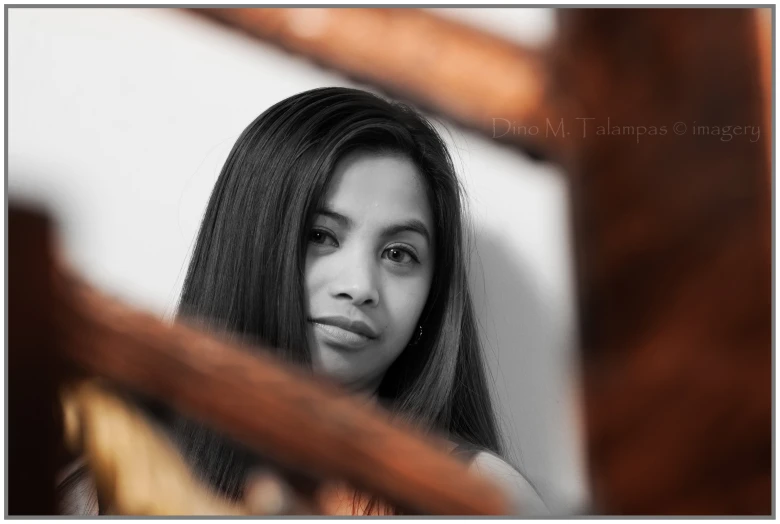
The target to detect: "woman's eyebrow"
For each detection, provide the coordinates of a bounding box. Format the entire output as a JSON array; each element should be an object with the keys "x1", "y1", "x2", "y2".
[
  {"x1": 381, "y1": 220, "x2": 431, "y2": 246},
  {"x1": 316, "y1": 208, "x2": 352, "y2": 228}
]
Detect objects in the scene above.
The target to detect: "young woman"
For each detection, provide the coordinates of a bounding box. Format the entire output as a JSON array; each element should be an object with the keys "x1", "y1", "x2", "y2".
[{"x1": 59, "y1": 87, "x2": 548, "y2": 515}]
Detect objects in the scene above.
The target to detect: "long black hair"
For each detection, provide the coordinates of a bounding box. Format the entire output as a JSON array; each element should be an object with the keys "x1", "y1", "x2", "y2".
[{"x1": 167, "y1": 87, "x2": 504, "y2": 505}]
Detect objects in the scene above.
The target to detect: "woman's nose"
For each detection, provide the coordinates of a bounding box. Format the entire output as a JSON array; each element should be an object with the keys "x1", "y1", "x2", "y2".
[{"x1": 329, "y1": 256, "x2": 380, "y2": 307}]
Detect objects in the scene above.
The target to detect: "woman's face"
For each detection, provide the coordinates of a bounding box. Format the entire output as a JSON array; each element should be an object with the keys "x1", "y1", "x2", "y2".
[{"x1": 305, "y1": 150, "x2": 435, "y2": 394}]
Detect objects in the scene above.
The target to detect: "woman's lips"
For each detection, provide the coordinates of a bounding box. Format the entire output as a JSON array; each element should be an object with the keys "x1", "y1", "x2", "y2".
[{"x1": 310, "y1": 321, "x2": 373, "y2": 350}]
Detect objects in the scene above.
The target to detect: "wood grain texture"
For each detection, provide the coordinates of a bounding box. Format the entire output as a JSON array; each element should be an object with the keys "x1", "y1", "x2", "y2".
[
  {"x1": 756, "y1": 8, "x2": 772, "y2": 177},
  {"x1": 545, "y1": 9, "x2": 772, "y2": 514},
  {"x1": 48, "y1": 259, "x2": 510, "y2": 516},
  {"x1": 8, "y1": 207, "x2": 66, "y2": 515}
]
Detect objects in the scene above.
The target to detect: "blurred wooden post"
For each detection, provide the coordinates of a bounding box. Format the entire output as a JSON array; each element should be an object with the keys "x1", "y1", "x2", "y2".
[
  {"x1": 8, "y1": 207, "x2": 67, "y2": 515},
  {"x1": 546, "y1": 9, "x2": 771, "y2": 514}
]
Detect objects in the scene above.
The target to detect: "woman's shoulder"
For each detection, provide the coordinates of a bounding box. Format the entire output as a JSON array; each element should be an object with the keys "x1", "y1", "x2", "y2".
[{"x1": 467, "y1": 451, "x2": 549, "y2": 516}]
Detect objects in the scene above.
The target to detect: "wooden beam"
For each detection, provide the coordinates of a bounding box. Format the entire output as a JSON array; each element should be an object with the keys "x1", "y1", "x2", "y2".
[
  {"x1": 27, "y1": 213, "x2": 511, "y2": 516},
  {"x1": 190, "y1": 8, "x2": 545, "y2": 150}
]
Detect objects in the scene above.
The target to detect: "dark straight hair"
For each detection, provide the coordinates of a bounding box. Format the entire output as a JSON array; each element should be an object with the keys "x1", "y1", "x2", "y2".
[{"x1": 166, "y1": 87, "x2": 504, "y2": 506}]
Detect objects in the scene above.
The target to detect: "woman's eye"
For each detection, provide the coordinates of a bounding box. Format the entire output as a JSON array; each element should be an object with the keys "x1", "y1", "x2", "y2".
[
  {"x1": 383, "y1": 247, "x2": 417, "y2": 265},
  {"x1": 309, "y1": 229, "x2": 337, "y2": 247}
]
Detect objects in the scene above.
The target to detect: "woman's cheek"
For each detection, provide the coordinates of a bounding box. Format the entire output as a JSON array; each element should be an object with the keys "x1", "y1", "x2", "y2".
[
  {"x1": 393, "y1": 280, "x2": 429, "y2": 325},
  {"x1": 303, "y1": 258, "x2": 328, "y2": 311}
]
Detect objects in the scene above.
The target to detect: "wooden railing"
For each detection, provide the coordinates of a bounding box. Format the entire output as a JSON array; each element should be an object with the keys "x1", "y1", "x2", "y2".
[{"x1": 8, "y1": 8, "x2": 772, "y2": 516}]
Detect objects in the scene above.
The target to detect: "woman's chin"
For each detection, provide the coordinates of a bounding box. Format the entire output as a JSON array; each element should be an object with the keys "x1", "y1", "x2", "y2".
[{"x1": 312, "y1": 352, "x2": 380, "y2": 394}]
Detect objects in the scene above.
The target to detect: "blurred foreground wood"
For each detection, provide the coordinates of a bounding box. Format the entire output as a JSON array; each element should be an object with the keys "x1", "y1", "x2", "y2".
[
  {"x1": 548, "y1": 9, "x2": 771, "y2": 514},
  {"x1": 191, "y1": 8, "x2": 546, "y2": 151},
  {"x1": 8, "y1": 206, "x2": 510, "y2": 516},
  {"x1": 9, "y1": 208, "x2": 65, "y2": 515},
  {"x1": 61, "y1": 381, "x2": 249, "y2": 515},
  {"x1": 9, "y1": 7, "x2": 772, "y2": 516}
]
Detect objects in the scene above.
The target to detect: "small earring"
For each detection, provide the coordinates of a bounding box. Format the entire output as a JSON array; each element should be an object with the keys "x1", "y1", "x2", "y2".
[{"x1": 410, "y1": 325, "x2": 423, "y2": 346}]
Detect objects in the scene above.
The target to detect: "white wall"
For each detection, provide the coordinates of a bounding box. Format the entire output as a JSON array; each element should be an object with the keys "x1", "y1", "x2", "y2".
[{"x1": 8, "y1": 7, "x2": 588, "y2": 513}]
